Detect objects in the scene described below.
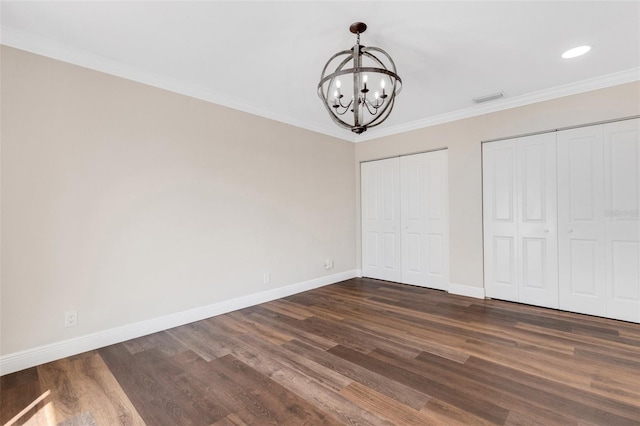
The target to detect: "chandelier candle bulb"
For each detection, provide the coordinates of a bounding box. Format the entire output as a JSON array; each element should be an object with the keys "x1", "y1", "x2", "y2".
[{"x1": 317, "y1": 21, "x2": 402, "y2": 134}]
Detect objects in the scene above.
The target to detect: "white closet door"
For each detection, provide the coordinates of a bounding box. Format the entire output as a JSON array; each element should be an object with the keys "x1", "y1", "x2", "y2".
[
  {"x1": 557, "y1": 125, "x2": 607, "y2": 316},
  {"x1": 400, "y1": 150, "x2": 449, "y2": 290},
  {"x1": 424, "y1": 150, "x2": 449, "y2": 290},
  {"x1": 603, "y1": 119, "x2": 640, "y2": 322},
  {"x1": 361, "y1": 157, "x2": 402, "y2": 282},
  {"x1": 400, "y1": 154, "x2": 427, "y2": 286},
  {"x1": 517, "y1": 133, "x2": 559, "y2": 308},
  {"x1": 484, "y1": 133, "x2": 557, "y2": 306},
  {"x1": 483, "y1": 139, "x2": 519, "y2": 302}
]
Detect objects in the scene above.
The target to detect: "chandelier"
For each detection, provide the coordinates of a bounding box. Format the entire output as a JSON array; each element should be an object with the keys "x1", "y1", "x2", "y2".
[{"x1": 317, "y1": 22, "x2": 402, "y2": 134}]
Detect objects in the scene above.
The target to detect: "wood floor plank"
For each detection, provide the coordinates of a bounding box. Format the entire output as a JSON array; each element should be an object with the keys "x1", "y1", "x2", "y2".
[
  {"x1": 590, "y1": 372, "x2": 640, "y2": 403},
  {"x1": 122, "y1": 330, "x2": 189, "y2": 356},
  {"x1": 333, "y1": 306, "x2": 472, "y2": 363},
  {"x1": 167, "y1": 350, "x2": 270, "y2": 425},
  {"x1": 211, "y1": 412, "x2": 248, "y2": 426},
  {"x1": 268, "y1": 364, "x2": 393, "y2": 426},
  {"x1": 463, "y1": 355, "x2": 640, "y2": 424},
  {"x1": 420, "y1": 398, "x2": 501, "y2": 426},
  {"x1": 234, "y1": 332, "x2": 352, "y2": 393},
  {"x1": 340, "y1": 381, "x2": 438, "y2": 425},
  {"x1": 327, "y1": 344, "x2": 510, "y2": 424},
  {"x1": 188, "y1": 333, "x2": 388, "y2": 425},
  {"x1": 282, "y1": 339, "x2": 431, "y2": 411},
  {"x1": 37, "y1": 351, "x2": 144, "y2": 425},
  {"x1": 4, "y1": 394, "x2": 58, "y2": 426},
  {"x1": 411, "y1": 350, "x2": 594, "y2": 425},
  {"x1": 262, "y1": 299, "x2": 315, "y2": 320},
  {"x1": 211, "y1": 309, "x2": 293, "y2": 346},
  {"x1": 3, "y1": 278, "x2": 639, "y2": 425},
  {"x1": 209, "y1": 354, "x2": 338, "y2": 425},
  {"x1": 165, "y1": 320, "x2": 236, "y2": 361},
  {"x1": 516, "y1": 321, "x2": 640, "y2": 355},
  {"x1": 461, "y1": 336, "x2": 638, "y2": 397},
  {"x1": 135, "y1": 348, "x2": 229, "y2": 424},
  {"x1": 0, "y1": 367, "x2": 42, "y2": 425},
  {"x1": 241, "y1": 309, "x2": 338, "y2": 350},
  {"x1": 98, "y1": 344, "x2": 222, "y2": 425}
]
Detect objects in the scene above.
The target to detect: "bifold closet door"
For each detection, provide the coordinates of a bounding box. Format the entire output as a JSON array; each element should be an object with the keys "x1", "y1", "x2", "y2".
[
  {"x1": 483, "y1": 132, "x2": 558, "y2": 308},
  {"x1": 603, "y1": 119, "x2": 640, "y2": 322},
  {"x1": 557, "y1": 125, "x2": 607, "y2": 316},
  {"x1": 558, "y1": 118, "x2": 640, "y2": 322},
  {"x1": 361, "y1": 157, "x2": 402, "y2": 282},
  {"x1": 400, "y1": 150, "x2": 449, "y2": 290},
  {"x1": 361, "y1": 151, "x2": 449, "y2": 288},
  {"x1": 483, "y1": 139, "x2": 518, "y2": 301}
]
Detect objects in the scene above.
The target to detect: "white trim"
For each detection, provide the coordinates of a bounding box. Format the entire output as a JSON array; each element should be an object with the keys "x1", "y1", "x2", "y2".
[
  {"x1": 355, "y1": 68, "x2": 640, "y2": 143},
  {"x1": 0, "y1": 270, "x2": 358, "y2": 376},
  {"x1": 448, "y1": 282, "x2": 486, "y2": 299},
  {"x1": 0, "y1": 25, "x2": 351, "y2": 143},
  {"x1": 2, "y1": 25, "x2": 638, "y2": 145}
]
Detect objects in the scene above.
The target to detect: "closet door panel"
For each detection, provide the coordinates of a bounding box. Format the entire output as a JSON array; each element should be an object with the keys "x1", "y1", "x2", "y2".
[
  {"x1": 603, "y1": 119, "x2": 640, "y2": 322},
  {"x1": 483, "y1": 140, "x2": 519, "y2": 302},
  {"x1": 400, "y1": 154, "x2": 427, "y2": 286},
  {"x1": 400, "y1": 150, "x2": 449, "y2": 290},
  {"x1": 557, "y1": 125, "x2": 606, "y2": 316},
  {"x1": 517, "y1": 133, "x2": 558, "y2": 308},
  {"x1": 361, "y1": 158, "x2": 402, "y2": 282},
  {"x1": 424, "y1": 150, "x2": 449, "y2": 290},
  {"x1": 362, "y1": 163, "x2": 381, "y2": 276}
]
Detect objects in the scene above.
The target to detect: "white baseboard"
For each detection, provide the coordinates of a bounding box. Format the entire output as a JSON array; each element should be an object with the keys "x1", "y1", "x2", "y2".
[
  {"x1": 0, "y1": 270, "x2": 358, "y2": 376},
  {"x1": 448, "y1": 282, "x2": 486, "y2": 299}
]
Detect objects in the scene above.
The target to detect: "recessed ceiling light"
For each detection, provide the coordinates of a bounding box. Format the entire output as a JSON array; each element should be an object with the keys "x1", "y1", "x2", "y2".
[{"x1": 562, "y1": 45, "x2": 591, "y2": 59}]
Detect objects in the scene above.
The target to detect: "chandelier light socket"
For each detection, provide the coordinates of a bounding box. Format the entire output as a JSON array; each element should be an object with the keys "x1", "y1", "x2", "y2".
[{"x1": 318, "y1": 22, "x2": 402, "y2": 134}]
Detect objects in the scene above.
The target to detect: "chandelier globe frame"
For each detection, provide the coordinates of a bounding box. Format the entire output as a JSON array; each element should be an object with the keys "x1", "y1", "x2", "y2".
[{"x1": 317, "y1": 22, "x2": 402, "y2": 134}]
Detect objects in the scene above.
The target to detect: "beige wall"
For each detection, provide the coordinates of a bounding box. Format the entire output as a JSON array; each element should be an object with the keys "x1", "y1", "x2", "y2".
[
  {"x1": 1, "y1": 46, "x2": 356, "y2": 356},
  {"x1": 355, "y1": 81, "x2": 640, "y2": 290},
  {"x1": 2, "y1": 44, "x2": 638, "y2": 358}
]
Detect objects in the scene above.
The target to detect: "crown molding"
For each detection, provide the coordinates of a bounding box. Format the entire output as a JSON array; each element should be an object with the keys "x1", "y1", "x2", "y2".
[
  {"x1": 0, "y1": 25, "x2": 352, "y2": 142},
  {"x1": 2, "y1": 25, "x2": 637, "y2": 145},
  {"x1": 355, "y1": 67, "x2": 640, "y2": 143}
]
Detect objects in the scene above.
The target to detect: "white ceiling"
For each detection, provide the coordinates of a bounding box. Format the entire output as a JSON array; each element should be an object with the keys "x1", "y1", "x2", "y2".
[{"x1": 2, "y1": 1, "x2": 639, "y2": 142}]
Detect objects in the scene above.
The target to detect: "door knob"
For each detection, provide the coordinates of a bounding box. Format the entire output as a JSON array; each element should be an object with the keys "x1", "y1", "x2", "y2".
[
  {"x1": 568, "y1": 229, "x2": 573, "y2": 233},
  {"x1": 544, "y1": 229, "x2": 549, "y2": 233}
]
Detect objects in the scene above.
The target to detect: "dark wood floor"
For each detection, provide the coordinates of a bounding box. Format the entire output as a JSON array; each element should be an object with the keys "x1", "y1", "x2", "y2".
[{"x1": 2, "y1": 278, "x2": 640, "y2": 425}]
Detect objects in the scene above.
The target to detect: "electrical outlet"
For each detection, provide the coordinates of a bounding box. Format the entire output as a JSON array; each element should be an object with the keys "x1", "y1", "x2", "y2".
[
  {"x1": 64, "y1": 310, "x2": 78, "y2": 328},
  {"x1": 324, "y1": 259, "x2": 334, "y2": 270},
  {"x1": 263, "y1": 272, "x2": 270, "y2": 284}
]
